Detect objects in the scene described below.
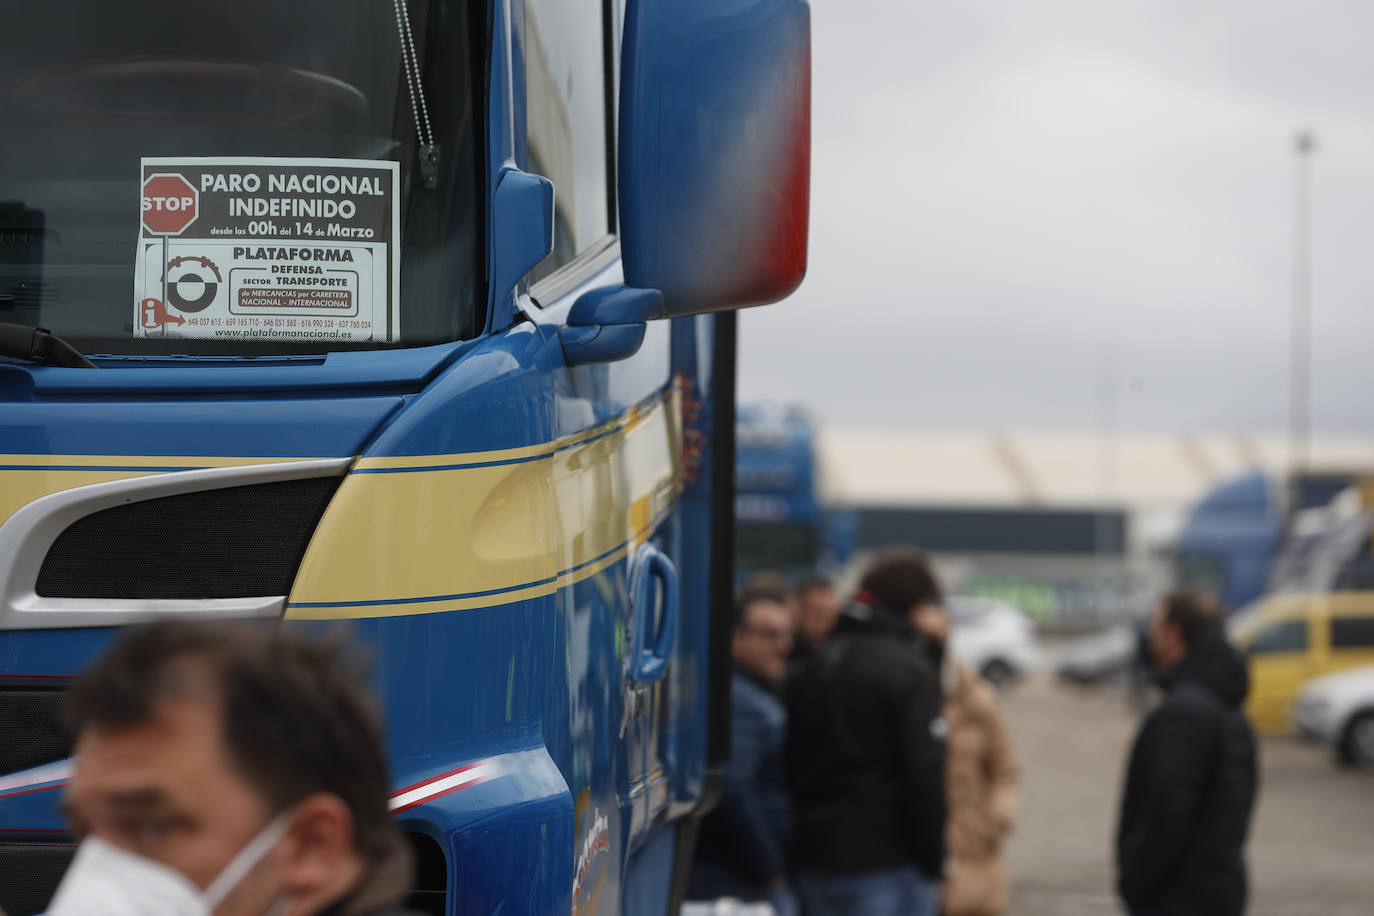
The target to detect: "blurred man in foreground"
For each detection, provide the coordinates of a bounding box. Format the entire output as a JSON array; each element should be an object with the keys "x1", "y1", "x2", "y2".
[
  {"x1": 910, "y1": 604, "x2": 1020, "y2": 916},
  {"x1": 687, "y1": 593, "x2": 796, "y2": 915},
  {"x1": 49, "y1": 621, "x2": 417, "y2": 916},
  {"x1": 787, "y1": 550, "x2": 948, "y2": 916},
  {"x1": 1116, "y1": 590, "x2": 1258, "y2": 916}
]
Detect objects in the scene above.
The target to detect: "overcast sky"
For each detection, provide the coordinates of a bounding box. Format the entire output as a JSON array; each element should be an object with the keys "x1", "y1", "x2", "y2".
[{"x1": 738, "y1": 1, "x2": 1374, "y2": 435}]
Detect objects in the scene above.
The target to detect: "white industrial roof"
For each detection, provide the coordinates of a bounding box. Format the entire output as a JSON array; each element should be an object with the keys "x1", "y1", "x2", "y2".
[{"x1": 819, "y1": 430, "x2": 1374, "y2": 511}]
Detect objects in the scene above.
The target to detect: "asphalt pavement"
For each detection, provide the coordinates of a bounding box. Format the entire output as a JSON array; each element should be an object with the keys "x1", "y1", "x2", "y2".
[{"x1": 1001, "y1": 676, "x2": 1374, "y2": 916}]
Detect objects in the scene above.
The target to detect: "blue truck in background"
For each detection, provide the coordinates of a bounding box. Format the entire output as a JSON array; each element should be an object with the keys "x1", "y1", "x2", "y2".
[
  {"x1": 0, "y1": 0, "x2": 811, "y2": 912},
  {"x1": 1174, "y1": 470, "x2": 1285, "y2": 613},
  {"x1": 1175, "y1": 469, "x2": 1365, "y2": 612},
  {"x1": 734, "y1": 405, "x2": 853, "y2": 582}
]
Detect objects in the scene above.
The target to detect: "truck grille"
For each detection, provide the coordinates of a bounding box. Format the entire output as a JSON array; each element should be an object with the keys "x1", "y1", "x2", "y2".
[
  {"x1": 35, "y1": 476, "x2": 341, "y2": 600},
  {"x1": 0, "y1": 841, "x2": 75, "y2": 916},
  {"x1": 0, "y1": 687, "x2": 71, "y2": 776}
]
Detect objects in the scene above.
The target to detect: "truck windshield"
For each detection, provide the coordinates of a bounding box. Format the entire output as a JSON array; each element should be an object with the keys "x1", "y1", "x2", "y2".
[{"x1": 0, "y1": 0, "x2": 481, "y2": 356}]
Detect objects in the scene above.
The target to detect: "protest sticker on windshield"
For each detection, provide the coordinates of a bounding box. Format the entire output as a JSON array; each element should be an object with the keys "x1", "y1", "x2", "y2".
[{"x1": 134, "y1": 157, "x2": 400, "y2": 343}]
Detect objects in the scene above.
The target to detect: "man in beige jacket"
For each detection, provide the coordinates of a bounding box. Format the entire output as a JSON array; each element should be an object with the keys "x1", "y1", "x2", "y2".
[{"x1": 913, "y1": 606, "x2": 1021, "y2": 916}]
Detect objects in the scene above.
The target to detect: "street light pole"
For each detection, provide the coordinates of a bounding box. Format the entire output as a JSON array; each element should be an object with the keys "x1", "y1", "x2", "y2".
[{"x1": 1290, "y1": 129, "x2": 1317, "y2": 512}]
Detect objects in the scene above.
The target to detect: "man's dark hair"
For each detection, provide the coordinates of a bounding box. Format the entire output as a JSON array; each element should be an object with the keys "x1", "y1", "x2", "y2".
[
  {"x1": 797, "y1": 574, "x2": 834, "y2": 600},
  {"x1": 1161, "y1": 589, "x2": 1224, "y2": 647},
  {"x1": 738, "y1": 571, "x2": 795, "y2": 610},
  {"x1": 858, "y1": 548, "x2": 943, "y2": 613},
  {"x1": 734, "y1": 591, "x2": 783, "y2": 632},
  {"x1": 65, "y1": 621, "x2": 401, "y2": 863}
]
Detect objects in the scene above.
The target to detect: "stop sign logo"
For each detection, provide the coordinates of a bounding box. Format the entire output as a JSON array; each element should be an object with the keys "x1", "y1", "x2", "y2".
[{"x1": 141, "y1": 173, "x2": 199, "y2": 235}]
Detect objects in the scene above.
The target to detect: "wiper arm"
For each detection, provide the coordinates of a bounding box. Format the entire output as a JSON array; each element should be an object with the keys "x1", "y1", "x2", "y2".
[{"x1": 0, "y1": 323, "x2": 97, "y2": 368}]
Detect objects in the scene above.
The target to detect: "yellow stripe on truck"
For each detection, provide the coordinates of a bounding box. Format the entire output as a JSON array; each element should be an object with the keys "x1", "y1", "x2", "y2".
[{"x1": 286, "y1": 391, "x2": 681, "y2": 620}]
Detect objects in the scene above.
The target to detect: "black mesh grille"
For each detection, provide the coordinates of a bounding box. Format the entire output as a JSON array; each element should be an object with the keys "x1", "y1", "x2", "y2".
[
  {"x1": 36, "y1": 476, "x2": 341, "y2": 599},
  {"x1": 0, "y1": 688, "x2": 70, "y2": 775},
  {"x1": 0, "y1": 842, "x2": 76, "y2": 916}
]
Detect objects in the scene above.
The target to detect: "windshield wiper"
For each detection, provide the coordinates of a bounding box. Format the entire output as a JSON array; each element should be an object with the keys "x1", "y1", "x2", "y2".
[{"x1": 0, "y1": 323, "x2": 97, "y2": 368}]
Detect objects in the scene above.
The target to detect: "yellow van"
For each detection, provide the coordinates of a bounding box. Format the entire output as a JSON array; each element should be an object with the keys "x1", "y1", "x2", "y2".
[{"x1": 1236, "y1": 592, "x2": 1374, "y2": 732}]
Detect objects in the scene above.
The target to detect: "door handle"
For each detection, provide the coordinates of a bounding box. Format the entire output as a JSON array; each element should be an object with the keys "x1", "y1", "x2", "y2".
[{"x1": 629, "y1": 544, "x2": 678, "y2": 686}]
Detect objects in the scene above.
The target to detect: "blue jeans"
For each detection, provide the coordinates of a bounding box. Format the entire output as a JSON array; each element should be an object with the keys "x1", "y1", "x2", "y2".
[
  {"x1": 771, "y1": 883, "x2": 800, "y2": 916},
  {"x1": 796, "y1": 867, "x2": 941, "y2": 916}
]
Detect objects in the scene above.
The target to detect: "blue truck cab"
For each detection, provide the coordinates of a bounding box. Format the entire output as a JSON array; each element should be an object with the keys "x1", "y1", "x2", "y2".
[
  {"x1": 734, "y1": 405, "x2": 852, "y2": 583},
  {"x1": 1174, "y1": 471, "x2": 1285, "y2": 613},
  {"x1": 736, "y1": 406, "x2": 851, "y2": 585},
  {"x1": 735, "y1": 405, "x2": 822, "y2": 579},
  {"x1": 1176, "y1": 470, "x2": 1367, "y2": 614},
  {"x1": 0, "y1": 1, "x2": 811, "y2": 912}
]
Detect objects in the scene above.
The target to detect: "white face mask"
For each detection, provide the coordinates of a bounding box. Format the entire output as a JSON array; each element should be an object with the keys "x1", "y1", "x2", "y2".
[{"x1": 47, "y1": 810, "x2": 293, "y2": 916}]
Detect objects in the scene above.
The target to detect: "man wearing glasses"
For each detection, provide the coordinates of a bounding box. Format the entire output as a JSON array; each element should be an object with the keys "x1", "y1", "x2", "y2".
[{"x1": 686, "y1": 590, "x2": 797, "y2": 916}]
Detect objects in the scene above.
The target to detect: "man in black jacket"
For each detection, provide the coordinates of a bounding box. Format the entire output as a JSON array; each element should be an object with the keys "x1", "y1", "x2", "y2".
[
  {"x1": 787, "y1": 550, "x2": 947, "y2": 916},
  {"x1": 1117, "y1": 590, "x2": 1258, "y2": 916}
]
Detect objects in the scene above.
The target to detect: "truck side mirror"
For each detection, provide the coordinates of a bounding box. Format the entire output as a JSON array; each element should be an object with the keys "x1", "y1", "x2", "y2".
[{"x1": 619, "y1": 0, "x2": 811, "y2": 318}]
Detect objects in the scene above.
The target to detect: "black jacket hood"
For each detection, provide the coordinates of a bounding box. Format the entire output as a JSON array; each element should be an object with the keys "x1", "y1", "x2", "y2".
[
  {"x1": 833, "y1": 597, "x2": 913, "y2": 639},
  {"x1": 1165, "y1": 629, "x2": 1250, "y2": 707},
  {"x1": 834, "y1": 598, "x2": 946, "y2": 672}
]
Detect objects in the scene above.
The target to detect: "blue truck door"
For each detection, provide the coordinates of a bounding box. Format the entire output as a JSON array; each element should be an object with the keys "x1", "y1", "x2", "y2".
[
  {"x1": 528, "y1": 266, "x2": 685, "y2": 913},
  {"x1": 523, "y1": 0, "x2": 687, "y2": 907},
  {"x1": 522, "y1": 0, "x2": 813, "y2": 906}
]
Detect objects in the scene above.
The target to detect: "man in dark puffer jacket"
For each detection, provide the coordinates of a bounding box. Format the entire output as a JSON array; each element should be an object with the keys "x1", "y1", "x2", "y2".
[
  {"x1": 1116, "y1": 590, "x2": 1258, "y2": 916},
  {"x1": 787, "y1": 550, "x2": 947, "y2": 916}
]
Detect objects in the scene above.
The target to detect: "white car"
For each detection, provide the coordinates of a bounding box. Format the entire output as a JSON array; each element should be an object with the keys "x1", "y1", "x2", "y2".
[
  {"x1": 1054, "y1": 623, "x2": 1141, "y2": 686},
  {"x1": 947, "y1": 597, "x2": 1043, "y2": 688},
  {"x1": 1293, "y1": 664, "x2": 1374, "y2": 767}
]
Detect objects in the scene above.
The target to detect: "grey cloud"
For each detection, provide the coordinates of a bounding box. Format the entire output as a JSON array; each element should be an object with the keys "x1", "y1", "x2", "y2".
[{"x1": 740, "y1": 1, "x2": 1374, "y2": 435}]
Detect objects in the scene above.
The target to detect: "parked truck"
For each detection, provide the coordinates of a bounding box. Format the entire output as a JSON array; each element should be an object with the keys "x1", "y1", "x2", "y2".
[
  {"x1": 734, "y1": 405, "x2": 852, "y2": 582},
  {"x1": 0, "y1": 0, "x2": 811, "y2": 912},
  {"x1": 1174, "y1": 469, "x2": 1365, "y2": 613}
]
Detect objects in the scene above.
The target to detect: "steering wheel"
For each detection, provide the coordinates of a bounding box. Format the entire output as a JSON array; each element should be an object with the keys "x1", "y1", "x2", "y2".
[{"x1": 17, "y1": 58, "x2": 371, "y2": 128}]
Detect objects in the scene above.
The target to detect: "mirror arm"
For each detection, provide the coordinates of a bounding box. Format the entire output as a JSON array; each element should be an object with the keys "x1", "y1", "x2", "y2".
[
  {"x1": 560, "y1": 323, "x2": 649, "y2": 367},
  {"x1": 559, "y1": 284, "x2": 662, "y2": 367},
  {"x1": 567, "y1": 284, "x2": 664, "y2": 326}
]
